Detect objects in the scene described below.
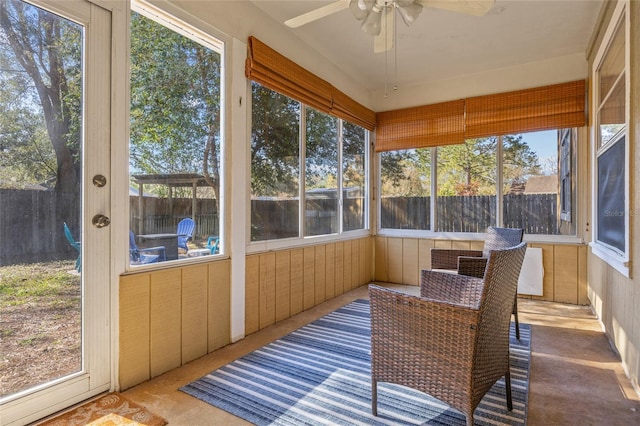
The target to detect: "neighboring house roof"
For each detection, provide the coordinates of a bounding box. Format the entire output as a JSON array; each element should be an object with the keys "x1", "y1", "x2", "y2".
[{"x1": 524, "y1": 175, "x2": 558, "y2": 194}]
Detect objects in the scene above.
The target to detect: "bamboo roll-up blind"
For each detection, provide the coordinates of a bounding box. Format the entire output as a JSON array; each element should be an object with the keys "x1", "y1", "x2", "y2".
[
  {"x1": 331, "y1": 89, "x2": 376, "y2": 131},
  {"x1": 245, "y1": 36, "x2": 376, "y2": 131},
  {"x1": 375, "y1": 100, "x2": 465, "y2": 152},
  {"x1": 465, "y1": 80, "x2": 587, "y2": 139},
  {"x1": 245, "y1": 36, "x2": 333, "y2": 112}
]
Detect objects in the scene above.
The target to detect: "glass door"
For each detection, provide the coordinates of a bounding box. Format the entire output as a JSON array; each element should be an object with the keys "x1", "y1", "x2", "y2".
[{"x1": 0, "y1": 0, "x2": 111, "y2": 424}]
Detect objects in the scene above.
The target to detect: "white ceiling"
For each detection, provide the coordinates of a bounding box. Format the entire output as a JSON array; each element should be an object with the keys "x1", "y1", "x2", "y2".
[{"x1": 250, "y1": 0, "x2": 603, "y2": 92}]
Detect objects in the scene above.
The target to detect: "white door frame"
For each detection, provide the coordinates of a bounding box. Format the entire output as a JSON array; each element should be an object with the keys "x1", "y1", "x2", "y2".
[{"x1": 0, "y1": 0, "x2": 123, "y2": 423}]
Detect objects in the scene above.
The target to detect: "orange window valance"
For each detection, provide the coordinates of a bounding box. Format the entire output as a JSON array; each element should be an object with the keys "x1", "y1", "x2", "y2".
[
  {"x1": 375, "y1": 80, "x2": 587, "y2": 152},
  {"x1": 464, "y1": 80, "x2": 587, "y2": 139},
  {"x1": 245, "y1": 36, "x2": 376, "y2": 131},
  {"x1": 375, "y1": 100, "x2": 465, "y2": 152}
]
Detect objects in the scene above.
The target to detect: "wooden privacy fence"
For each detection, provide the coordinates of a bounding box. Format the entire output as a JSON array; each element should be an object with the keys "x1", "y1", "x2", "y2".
[
  {"x1": 129, "y1": 196, "x2": 219, "y2": 238},
  {"x1": 0, "y1": 191, "x2": 219, "y2": 266},
  {"x1": 2, "y1": 189, "x2": 557, "y2": 266},
  {"x1": 0, "y1": 189, "x2": 80, "y2": 266},
  {"x1": 381, "y1": 194, "x2": 559, "y2": 234},
  {"x1": 250, "y1": 198, "x2": 365, "y2": 241}
]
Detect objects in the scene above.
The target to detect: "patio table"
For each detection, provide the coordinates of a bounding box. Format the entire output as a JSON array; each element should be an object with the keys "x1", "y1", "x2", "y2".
[{"x1": 137, "y1": 233, "x2": 179, "y2": 260}]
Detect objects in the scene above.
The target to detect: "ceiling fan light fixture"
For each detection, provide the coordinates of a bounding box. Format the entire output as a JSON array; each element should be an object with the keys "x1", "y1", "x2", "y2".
[
  {"x1": 397, "y1": 2, "x2": 423, "y2": 26},
  {"x1": 361, "y1": 7, "x2": 382, "y2": 35},
  {"x1": 349, "y1": 0, "x2": 373, "y2": 20}
]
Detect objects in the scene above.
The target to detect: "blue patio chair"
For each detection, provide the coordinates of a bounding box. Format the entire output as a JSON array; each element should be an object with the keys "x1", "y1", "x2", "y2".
[
  {"x1": 129, "y1": 231, "x2": 166, "y2": 264},
  {"x1": 176, "y1": 218, "x2": 195, "y2": 251},
  {"x1": 206, "y1": 236, "x2": 219, "y2": 254},
  {"x1": 63, "y1": 222, "x2": 81, "y2": 272}
]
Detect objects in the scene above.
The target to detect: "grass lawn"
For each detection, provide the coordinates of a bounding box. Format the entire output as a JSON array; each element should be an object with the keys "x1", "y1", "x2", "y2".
[{"x1": 0, "y1": 260, "x2": 81, "y2": 397}]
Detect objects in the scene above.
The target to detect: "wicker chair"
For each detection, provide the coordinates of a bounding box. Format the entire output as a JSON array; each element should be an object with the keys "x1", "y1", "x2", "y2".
[
  {"x1": 370, "y1": 242, "x2": 527, "y2": 426},
  {"x1": 430, "y1": 226, "x2": 524, "y2": 339}
]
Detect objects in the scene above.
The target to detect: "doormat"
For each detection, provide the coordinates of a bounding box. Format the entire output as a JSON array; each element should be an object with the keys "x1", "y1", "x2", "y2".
[{"x1": 36, "y1": 392, "x2": 167, "y2": 426}]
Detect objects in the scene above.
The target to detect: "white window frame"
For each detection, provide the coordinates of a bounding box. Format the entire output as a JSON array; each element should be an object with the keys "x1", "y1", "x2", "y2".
[
  {"x1": 127, "y1": 0, "x2": 227, "y2": 270},
  {"x1": 589, "y1": 0, "x2": 631, "y2": 277}
]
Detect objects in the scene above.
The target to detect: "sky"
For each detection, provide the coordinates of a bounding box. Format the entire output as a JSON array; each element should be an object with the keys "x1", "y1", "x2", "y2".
[
  {"x1": 520, "y1": 130, "x2": 558, "y2": 174},
  {"x1": 522, "y1": 130, "x2": 557, "y2": 159}
]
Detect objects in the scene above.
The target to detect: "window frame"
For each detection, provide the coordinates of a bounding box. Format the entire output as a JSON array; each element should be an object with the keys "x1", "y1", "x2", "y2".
[
  {"x1": 127, "y1": 0, "x2": 227, "y2": 270},
  {"x1": 559, "y1": 128, "x2": 572, "y2": 222},
  {"x1": 247, "y1": 84, "x2": 370, "y2": 254},
  {"x1": 590, "y1": 0, "x2": 630, "y2": 277}
]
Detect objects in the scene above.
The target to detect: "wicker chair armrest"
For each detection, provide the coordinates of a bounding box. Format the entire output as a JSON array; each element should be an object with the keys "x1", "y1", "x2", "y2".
[
  {"x1": 430, "y1": 248, "x2": 483, "y2": 270},
  {"x1": 420, "y1": 270, "x2": 485, "y2": 308},
  {"x1": 369, "y1": 285, "x2": 479, "y2": 372},
  {"x1": 457, "y1": 256, "x2": 489, "y2": 278}
]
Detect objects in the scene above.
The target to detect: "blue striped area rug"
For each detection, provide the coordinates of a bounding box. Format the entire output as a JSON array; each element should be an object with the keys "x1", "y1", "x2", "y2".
[{"x1": 180, "y1": 299, "x2": 530, "y2": 425}]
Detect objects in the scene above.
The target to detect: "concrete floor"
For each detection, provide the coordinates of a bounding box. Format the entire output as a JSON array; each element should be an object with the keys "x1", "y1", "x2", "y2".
[{"x1": 122, "y1": 284, "x2": 640, "y2": 425}]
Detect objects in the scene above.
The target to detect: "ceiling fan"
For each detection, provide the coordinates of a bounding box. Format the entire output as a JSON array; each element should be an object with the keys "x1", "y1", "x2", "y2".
[{"x1": 285, "y1": 0, "x2": 495, "y2": 53}]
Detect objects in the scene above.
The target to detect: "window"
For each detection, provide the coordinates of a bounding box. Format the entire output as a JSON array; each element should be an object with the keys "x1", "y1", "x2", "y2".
[
  {"x1": 502, "y1": 130, "x2": 566, "y2": 235},
  {"x1": 305, "y1": 107, "x2": 338, "y2": 236},
  {"x1": 128, "y1": 2, "x2": 223, "y2": 265},
  {"x1": 250, "y1": 83, "x2": 369, "y2": 243},
  {"x1": 380, "y1": 149, "x2": 431, "y2": 230},
  {"x1": 380, "y1": 129, "x2": 576, "y2": 236},
  {"x1": 591, "y1": 3, "x2": 629, "y2": 275},
  {"x1": 342, "y1": 122, "x2": 367, "y2": 232},
  {"x1": 250, "y1": 83, "x2": 300, "y2": 241}
]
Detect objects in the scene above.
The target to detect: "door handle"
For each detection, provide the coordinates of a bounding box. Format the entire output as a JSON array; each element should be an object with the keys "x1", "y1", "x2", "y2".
[{"x1": 92, "y1": 214, "x2": 111, "y2": 228}]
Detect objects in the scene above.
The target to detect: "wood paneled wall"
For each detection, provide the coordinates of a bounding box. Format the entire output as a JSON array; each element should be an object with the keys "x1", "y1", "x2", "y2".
[
  {"x1": 120, "y1": 234, "x2": 588, "y2": 389},
  {"x1": 374, "y1": 236, "x2": 588, "y2": 304},
  {"x1": 119, "y1": 260, "x2": 231, "y2": 389},
  {"x1": 245, "y1": 237, "x2": 374, "y2": 335}
]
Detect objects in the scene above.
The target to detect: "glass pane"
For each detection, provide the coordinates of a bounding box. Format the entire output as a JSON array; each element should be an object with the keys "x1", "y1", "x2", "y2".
[
  {"x1": 598, "y1": 17, "x2": 625, "y2": 102},
  {"x1": 342, "y1": 122, "x2": 366, "y2": 232},
  {"x1": 129, "y1": 11, "x2": 222, "y2": 260},
  {"x1": 437, "y1": 139, "x2": 497, "y2": 232},
  {"x1": 598, "y1": 77, "x2": 625, "y2": 147},
  {"x1": 502, "y1": 131, "x2": 562, "y2": 235},
  {"x1": 305, "y1": 107, "x2": 338, "y2": 236},
  {"x1": 1, "y1": 0, "x2": 82, "y2": 397},
  {"x1": 250, "y1": 83, "x2": 300, "y2": 241},
  {"x1": 380, "y1": 148, "x2": 431, "y2": 230},
  {"x1": 597, "y1": 136, "x2": 625, "y2": 252},
  {"x1": 559, "y1": 129, "x2": 573, "y2": 223}
]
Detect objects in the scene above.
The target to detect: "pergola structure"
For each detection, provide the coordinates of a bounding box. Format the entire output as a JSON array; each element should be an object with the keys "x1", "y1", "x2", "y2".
[{"x1": 132, "y1": 173, "x2": 210, "y2": 234}]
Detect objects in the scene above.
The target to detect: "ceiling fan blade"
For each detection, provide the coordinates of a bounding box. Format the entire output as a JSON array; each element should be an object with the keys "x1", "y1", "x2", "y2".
[
  {"x1": 285, "y1": 0, "x2": 350, "y2": 28},
  {"x1": 418, "y1": 0, "x2": 495, "y2": 16},
  {"x1": 374, "y1": 7, "x2": 394, "y2": 53}
]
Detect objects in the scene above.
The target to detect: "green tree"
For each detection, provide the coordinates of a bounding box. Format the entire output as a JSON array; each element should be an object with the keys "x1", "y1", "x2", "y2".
[
  {"x1": 502, "y1": 134, "x2": 542, "y2": 190},
  {"x1": 0, "y1": 66, "x2": 55, "y2": 187},
  {"x1": 421, "y1": 135, "x2": 541, "y2": 196},
  {"x1": 437, "y1": 138, "x2": 497, "y2": 196},
  {"x1": 379, "y1": 150, "x2": 423, "y2": 196},
  {"x1": 0, "y1": 0, "x2": 81, "y2": 192},
  {"x1": 130, "y1": 12, "x2": 221, "y2": 202},
  {"x1": 250, "y1": 82, "x2": 300, "y2": 197},
  {"x1": 305, "y1": 107, "x2": 338, "y2": 190},
  {"x1": 342, "y1": 121, "x2": 365, "y2": 190}
]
